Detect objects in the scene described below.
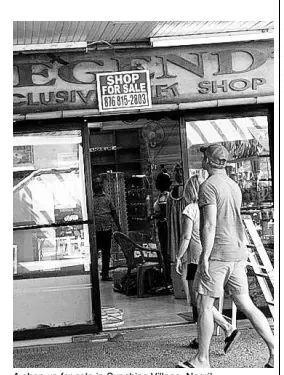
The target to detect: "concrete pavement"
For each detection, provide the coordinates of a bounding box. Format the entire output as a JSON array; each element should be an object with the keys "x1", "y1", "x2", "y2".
[{"x1": 13, "y1": 319, "x2": 274, "y2": 368}]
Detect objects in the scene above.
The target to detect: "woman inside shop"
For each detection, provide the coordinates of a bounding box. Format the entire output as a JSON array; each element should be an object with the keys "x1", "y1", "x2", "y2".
[{"x1": 93, "y1": 176, "x2": 121, "y2": 281}]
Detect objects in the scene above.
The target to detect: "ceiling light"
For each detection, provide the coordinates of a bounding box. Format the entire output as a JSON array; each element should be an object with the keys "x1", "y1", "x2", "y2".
[
  {"x1": 150, "y1": 30, "x2": 274, "y2": 48},
  {"x1": 13, "y1": 41, "x2": 87, "y2": 53}
]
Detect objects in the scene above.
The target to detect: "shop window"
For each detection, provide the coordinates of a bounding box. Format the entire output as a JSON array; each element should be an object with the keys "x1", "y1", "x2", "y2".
[
  {"x1": 185, "y1": 115, "x2": 273, "y2": 248},
  {"x1": 13, "y1": 130, "x2": 91, "y2": 278}
]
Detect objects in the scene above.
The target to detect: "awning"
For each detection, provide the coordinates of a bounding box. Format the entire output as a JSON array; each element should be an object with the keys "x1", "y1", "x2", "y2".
[{"x1": 186, "y1": 116, "x2": 269, "y2": 150}]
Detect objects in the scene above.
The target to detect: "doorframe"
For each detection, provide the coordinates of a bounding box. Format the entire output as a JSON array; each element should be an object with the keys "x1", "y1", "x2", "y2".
[{"x1": 81, "y1": 121, "x2": 102, "y2": 332}]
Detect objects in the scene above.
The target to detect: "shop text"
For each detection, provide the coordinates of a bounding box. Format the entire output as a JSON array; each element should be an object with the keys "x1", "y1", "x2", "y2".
[
  {"x1": 198, "y1": 77, "x2": 266, "y2": 93},
  {"x1": 13, "y1": 44, "x2": 273, "y2": 112}
]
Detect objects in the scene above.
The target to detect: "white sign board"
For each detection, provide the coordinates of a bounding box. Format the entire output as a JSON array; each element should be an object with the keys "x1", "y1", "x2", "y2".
[{"x1": 96, "y1": 70, "x2": 152, "y2": 112}]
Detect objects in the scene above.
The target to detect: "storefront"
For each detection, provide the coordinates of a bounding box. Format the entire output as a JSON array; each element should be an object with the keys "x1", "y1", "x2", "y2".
[{"x1": 13, "y1": 38, "x2": 274, "y2": 339}]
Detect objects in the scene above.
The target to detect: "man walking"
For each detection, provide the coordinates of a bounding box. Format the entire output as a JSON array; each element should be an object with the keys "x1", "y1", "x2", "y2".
[{"x1": 177, "y1": 143, "x2": 274, "y2": 368}]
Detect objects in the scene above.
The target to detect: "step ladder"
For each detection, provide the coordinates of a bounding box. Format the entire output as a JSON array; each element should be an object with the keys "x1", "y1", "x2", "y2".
[{"x1": 216, "y1": 214, "x2": 274, "y2": 335}]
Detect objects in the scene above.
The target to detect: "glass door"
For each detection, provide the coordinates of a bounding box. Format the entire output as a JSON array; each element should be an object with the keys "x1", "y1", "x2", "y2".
[{"x1": 13, "y1": 129, "x2": 95, "y2": 333}]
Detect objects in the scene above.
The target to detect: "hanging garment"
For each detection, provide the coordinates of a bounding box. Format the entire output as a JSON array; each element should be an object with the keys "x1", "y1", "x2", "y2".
[
  {"x1": 167, "y1": 186, "x2": 187, "y2": 263},
  {"x1": 153, "y1": 191, "x2": 171, "y2": 281}
]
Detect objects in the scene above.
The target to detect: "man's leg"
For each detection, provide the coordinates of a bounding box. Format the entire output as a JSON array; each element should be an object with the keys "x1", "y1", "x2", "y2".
[
  {"x1": 232, "y1": 293, "x2": 274, "y2": 367},
  {"x1": 188, "y1": 298, "x2": 234, "y2": 347},
  {"x1": 190, "y1": 261, "x2": 234, "y2": 339},
  {"x1": 190, "y1": 293, "x2": 215, "y2": 367},
  {"x1": 212, "y1": 305, "x2": 235, "y2": 337}
]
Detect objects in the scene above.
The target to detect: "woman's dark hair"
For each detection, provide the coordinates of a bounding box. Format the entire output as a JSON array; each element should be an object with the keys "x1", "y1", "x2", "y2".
[
  {"x1": 174, "y1": 163, "x2": 183, "y2": 184},
  {"x1": 155, "y1": 172, "x2": 172, "y2": 192}
]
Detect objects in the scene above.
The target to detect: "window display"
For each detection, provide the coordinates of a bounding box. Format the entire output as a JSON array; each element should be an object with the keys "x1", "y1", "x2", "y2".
[
  {"x1": 186, "y1": 115, "x2": 273, "y2": 247},
  {"x1": 13, "y1": 130, "x2": 91, "y2": 277}
]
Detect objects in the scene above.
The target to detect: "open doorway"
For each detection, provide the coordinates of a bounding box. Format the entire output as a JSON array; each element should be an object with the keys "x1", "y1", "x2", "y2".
[{"x1": 89, "y1": 124, "x2": 191, "y2": 330}]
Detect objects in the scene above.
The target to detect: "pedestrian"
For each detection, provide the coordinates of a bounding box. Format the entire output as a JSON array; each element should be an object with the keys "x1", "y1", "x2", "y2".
[
  {"x1": 177, "y1": 144, "x2": 274, "y2": 368},
  {"x1": 93, "y1": 176, "x2": 121, "y2": 281},
  {"x1": 176, "y1": 174, "x2": 238, "y2": 349}
]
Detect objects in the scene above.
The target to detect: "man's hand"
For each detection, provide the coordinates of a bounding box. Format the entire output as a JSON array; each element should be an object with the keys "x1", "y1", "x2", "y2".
[
  {"x1": 199, "y1": 257, "x2": 212, "y2": 282},
  {"x1": 176, "y1": 258, "x2": 183, "y2": 275}
]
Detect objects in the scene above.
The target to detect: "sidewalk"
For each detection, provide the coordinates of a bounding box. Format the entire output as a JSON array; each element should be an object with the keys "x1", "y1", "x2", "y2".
[{"x1": 13, "y1": 319, "x2": 273, "y2": 368}]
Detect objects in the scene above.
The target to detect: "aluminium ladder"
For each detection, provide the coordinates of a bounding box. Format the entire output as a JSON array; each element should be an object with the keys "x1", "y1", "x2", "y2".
[{"x1": 216, "y1": 214, "x2": 274, "y2": 335}]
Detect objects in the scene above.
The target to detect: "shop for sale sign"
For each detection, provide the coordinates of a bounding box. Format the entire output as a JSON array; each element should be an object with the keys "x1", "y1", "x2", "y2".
[{"x1": 96, "y1": 70, "x2": 152, "y2": 112}]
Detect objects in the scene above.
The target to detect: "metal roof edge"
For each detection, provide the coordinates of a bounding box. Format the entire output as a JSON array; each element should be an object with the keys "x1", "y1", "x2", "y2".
[{"x1": 13, "y1": 95, "x2": 274, "y2": 122}]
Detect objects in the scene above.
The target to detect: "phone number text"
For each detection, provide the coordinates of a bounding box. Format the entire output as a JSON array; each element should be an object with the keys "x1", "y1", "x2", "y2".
[{"x1": 101, "y1": 93, "x2": 149, "y2": 109}]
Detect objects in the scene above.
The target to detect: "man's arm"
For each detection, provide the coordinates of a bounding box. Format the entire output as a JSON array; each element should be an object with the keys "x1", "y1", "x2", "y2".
[
  {"x1": 199, "y1": 204, "x2": 217, "y2": 281},
  {"x1": 111, "y1": 208, "x2": 121, "y2": 231},
  {"x1": 109, "y1": 198, "x2": 121, "y2": 231}
]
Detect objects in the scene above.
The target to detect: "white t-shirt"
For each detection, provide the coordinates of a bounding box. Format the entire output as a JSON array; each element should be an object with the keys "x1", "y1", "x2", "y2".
[
  {"x1": 199, "y1": 171, "x2": 248, "y2": 261},
  {"x1": 182, "y1": 203, "x2": 202, "y2": 264}
]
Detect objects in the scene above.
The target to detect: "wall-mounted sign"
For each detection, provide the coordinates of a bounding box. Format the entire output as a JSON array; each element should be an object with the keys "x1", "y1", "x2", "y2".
[
  {"x1": 90, "y1": 146, "x2": 117, "y2": 152},
  {"x1": 96, "y1": 70, "x2": 152, "y2": 112},
  {"x1": 13, "y1": 40, "x2": 274, "y2": 115}
]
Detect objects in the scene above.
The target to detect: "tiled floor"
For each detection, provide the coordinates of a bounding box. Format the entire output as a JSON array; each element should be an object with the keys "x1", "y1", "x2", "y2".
[{"x1": 99, "y1": 278, "x2": 192, "y2": 331}]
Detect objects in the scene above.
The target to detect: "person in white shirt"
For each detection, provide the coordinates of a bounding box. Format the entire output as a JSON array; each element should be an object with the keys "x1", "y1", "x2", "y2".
[
  {"x1": 176, "y1": 174, "x2": 237, "y2": 351},
  {"x1": 177, "y1": 144, "x2": 274, "y2": 368}
]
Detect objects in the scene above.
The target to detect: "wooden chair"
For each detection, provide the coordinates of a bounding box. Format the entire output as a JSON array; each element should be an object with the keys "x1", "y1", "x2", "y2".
[{"x1": 113, "y1": 231, "x2": 168, "y2": 297}]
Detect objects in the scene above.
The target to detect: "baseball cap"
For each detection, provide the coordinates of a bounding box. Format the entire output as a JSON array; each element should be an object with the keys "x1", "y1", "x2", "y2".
[{"x1": 200, "y1": 144, "x2": 229, "y2": 167}]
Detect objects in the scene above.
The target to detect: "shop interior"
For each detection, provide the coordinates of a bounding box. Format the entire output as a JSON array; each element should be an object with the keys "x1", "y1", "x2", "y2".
[
  {"x1": 89, "y1": 113, "x2": 274, "y2": 330},
  {"x1": 13, "y1": 112, "x2": 274, "y2": 332},
  {"x1": 89, "y1": 120, "x2": 194, "y2": 329}
]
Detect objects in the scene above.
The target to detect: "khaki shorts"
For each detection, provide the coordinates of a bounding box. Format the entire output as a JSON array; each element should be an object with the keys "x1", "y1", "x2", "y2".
[{"x1": 193, "y1": 259, "x2": 249, "y2": 298}]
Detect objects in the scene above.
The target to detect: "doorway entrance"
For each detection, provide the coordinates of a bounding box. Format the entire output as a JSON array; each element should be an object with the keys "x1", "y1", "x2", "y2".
[{"x1": 89, "y1": 124, "x2": 191, "y2": 330}]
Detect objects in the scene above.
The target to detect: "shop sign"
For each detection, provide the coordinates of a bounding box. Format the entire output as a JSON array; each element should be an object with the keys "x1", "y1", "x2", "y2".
[
  {"x1": 90, "y1": 146, "x2": 117, "y2": 152},
  {"x1": 13, "y1": 40, "x2": 274, "y2": 115},
  {"x1": 96, "y1": 70, "x2": 152, "y2": 112}
]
